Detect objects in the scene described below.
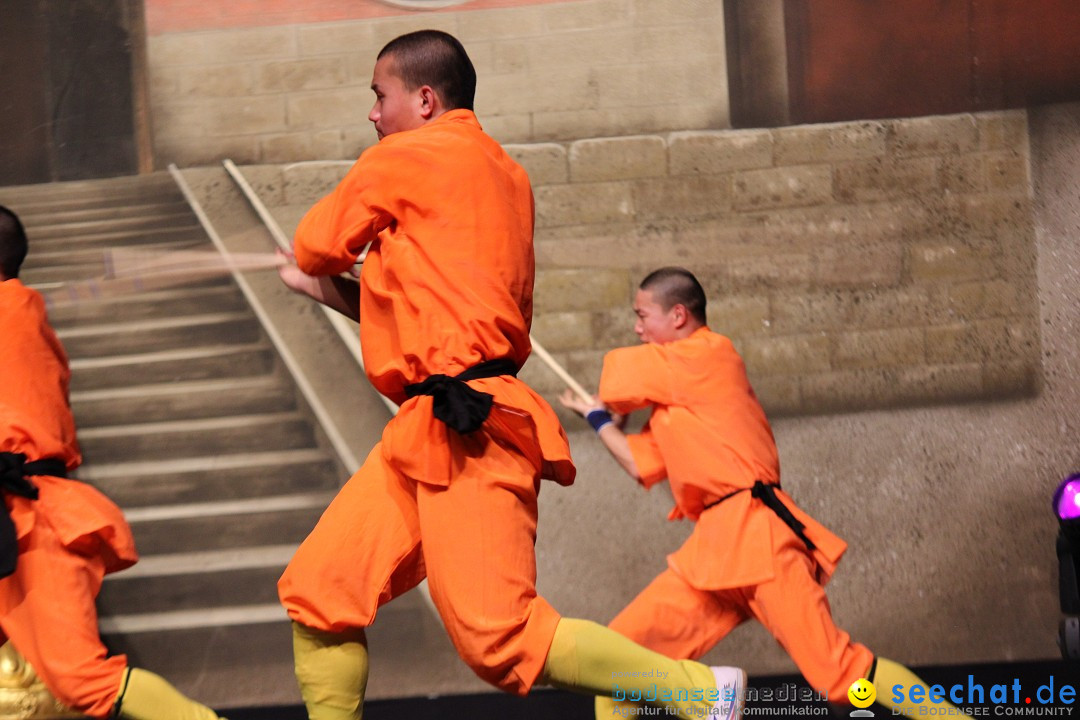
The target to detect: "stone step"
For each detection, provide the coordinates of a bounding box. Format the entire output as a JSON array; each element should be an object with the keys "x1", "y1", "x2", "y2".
[
  {"x1": 99, "y1": 546, "x2": 294, "y2": 615},
  {"x1": 94, "y1": 591, "x2": 435, "y2": 708},
  {"x1": 25, "y1": 225, "x2": 207, "y2": 254},
  {"x1": 0, "y1": 172, "x2": 178, "y2": 204},
  {"x1": 21, "y1": 239, "x2": 212, "y2": 286},
  {"x1": 96, "y1": 589, "x2": 442, "y2": 710},
  {"x1": 100, "y1": 615, "x2": 299, "y2": 708},
  {"x1": 21, "y1": 237, "x2": 211, "y2": 276},
  {"x1": 124, "y1": 495, "x2": 331, "y2": 554},
  {"x1": 69, "y1": 343, "x2": 278, "y2": 391},
  {"x1": 100, "y1": 602, "x2": 288, "y2": 636},
  {"x1": 99, "y1": 588, "x2": 427, "y2": 643},
  {"x1": 80, "y1": 448, "x2": 342, "y2": 508},
  {"x1": 56, "y1": 312, "x2": 262, "y2": 358},
  {"x1": 24, "y1": 211, "x2": 199, "y2": 241},
  {"x1": 70, "y1": 375, "x2": 297, "y2": 426},
  {"x1": 77, "y1": 412, "x2": 318, "y2": 464},
  {"x1": 11, "y1": 200, "x2": 190, "y2": 226},
  {"x1": 47, "y1": 281, "x2": 244, "y2": 327},
  {"x1": 6, "y1": 192, "x2": 186, "y2": 218}
]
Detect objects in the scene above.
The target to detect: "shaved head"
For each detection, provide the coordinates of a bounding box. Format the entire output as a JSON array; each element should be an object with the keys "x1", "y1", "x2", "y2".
[
  {"x1": 0, "y1": 206, "x2": 27, "y2": 280},
  {"x1": 377, "y1": 30, "x2": 476, "y2": 111},
  {"x1": 639, "y1": 267, "x2": 707, "y2": 325}
]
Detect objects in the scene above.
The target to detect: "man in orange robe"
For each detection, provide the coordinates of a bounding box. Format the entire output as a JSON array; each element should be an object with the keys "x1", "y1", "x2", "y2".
[
  {"x1": 0, "y1": 206, "x2": 225, "y2": 720},
  {"x1": 560, "y1": 267, "x2": 962, "y2": 718},
  {"x1": 276, "y1": 30, "x2": 747, "y2": 720}
]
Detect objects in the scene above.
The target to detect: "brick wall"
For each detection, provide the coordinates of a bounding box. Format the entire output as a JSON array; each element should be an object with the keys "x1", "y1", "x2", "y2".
[
  {"x1": 146, "y1": 0, "x2": 729, "y2": 166},
  {"x1": 242, "y1": 109, "x2": 1039, "y2": 417},
  {"x1": 519, "y1": 110, "x2": 1040, "y2": 415}
]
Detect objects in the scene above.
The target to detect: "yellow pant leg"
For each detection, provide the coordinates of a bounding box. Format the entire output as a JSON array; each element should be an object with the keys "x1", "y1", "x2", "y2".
[
  {"x1": 291, "y1": 622, "x2": 369, "y2": 720},
  {"x1": 543, "y1": 618, "x2": 739, "y2": 720},
  {"x1": 872, "y1": 657, "x2": 962, "y2": 717},
  {"x1": 114, "y1": 667, "x2": 224, "y2": 720}
]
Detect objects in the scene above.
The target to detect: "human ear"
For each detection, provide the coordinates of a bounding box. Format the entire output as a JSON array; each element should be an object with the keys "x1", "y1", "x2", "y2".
[
  {"x1": 671, "y1": 304, "x2": 688, "y2": 329},
  {"x1": 418, "y1": 86, "x2": 437, "y2": 119}
]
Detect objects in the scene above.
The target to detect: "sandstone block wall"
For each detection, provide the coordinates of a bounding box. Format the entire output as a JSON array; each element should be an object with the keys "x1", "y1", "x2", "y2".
[
  {"x1": 147, "y1": 0, "x2": 729, "y2": 167},
  {"x1": 518, "y1": 111, "x2": 1040, "y2": 416},
  {"x1": 239, "y1": 109, "x2": 1039, "y2": 418}
]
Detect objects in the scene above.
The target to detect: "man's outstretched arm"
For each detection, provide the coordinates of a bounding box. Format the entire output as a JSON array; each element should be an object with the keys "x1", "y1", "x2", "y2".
[
  {"x1": 558, "y1": 390, "x2": 640, "y2": 480},
  {"x1": 277, "y1": 249, "x2": 361, "y2": 322}
]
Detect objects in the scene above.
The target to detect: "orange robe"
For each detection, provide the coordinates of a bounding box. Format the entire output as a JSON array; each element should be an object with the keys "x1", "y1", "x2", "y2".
[
  {"x1": 0, "y1": 278, "x2": 137, "y2": 718},
  {"x1": 277, "y1": 109, "x2": 574, "y2": 695},
  {"x1": 599, "y1": 326, "x2": 872, "y2": 698}
]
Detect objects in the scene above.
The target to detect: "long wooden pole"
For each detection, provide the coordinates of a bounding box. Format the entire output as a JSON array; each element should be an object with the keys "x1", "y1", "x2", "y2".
[{"x1": 530, "y1": 339, "x2": 593, "y2": 404}]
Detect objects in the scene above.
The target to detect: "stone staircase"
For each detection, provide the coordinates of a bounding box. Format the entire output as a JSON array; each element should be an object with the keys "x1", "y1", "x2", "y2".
[
  {"x1": 1, "y1": 169, "x2": 518, "y2": 712},
  {"x1": 1, "y1": 173, "x2": 344, "y2": 709}
]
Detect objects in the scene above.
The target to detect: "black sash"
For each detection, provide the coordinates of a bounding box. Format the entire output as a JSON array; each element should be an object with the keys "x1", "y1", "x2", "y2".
[
  {"x1": 0, "y1": 452, "x2": 67, "y2": 578},
  {"x1": 403, "y1": 358, "x2": 518, "y2": 434},
  {"x1": 704, "y1": 480, "x2": 817, "y2": 552}
]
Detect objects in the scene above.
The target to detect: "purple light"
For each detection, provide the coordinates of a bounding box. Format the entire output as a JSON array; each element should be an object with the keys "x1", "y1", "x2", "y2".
[{"x1": 1054, "y1": 473, "x2": 1080, "y2": 522}]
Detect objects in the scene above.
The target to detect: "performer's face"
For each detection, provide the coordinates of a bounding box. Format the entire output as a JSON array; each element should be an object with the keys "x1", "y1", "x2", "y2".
[
  {"x1": 633, "y1": 288, "x2": 682, "y2": 344},
  {"x1": 369, "y1": 55, "x2": 426, "y2": 140}
]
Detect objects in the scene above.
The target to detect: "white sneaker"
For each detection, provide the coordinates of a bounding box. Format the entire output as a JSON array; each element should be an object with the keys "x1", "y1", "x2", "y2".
[{"x1": 710, "y1": 665, "x2": 746, "y2": 720}]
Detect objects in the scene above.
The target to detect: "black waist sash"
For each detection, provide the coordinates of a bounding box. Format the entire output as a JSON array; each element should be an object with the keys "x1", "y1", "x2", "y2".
[
  {"x1": 403, "y1": 358, "x2": 518, "y2": 434},
  {"x1": 704, "y1": 480, "x2": 817, "y2": 552},
  {"x1": 0, "y1": 452, "x2": 67, "y2": 578}
]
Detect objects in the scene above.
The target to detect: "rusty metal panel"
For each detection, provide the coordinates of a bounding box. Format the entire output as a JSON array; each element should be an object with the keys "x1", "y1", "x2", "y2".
[{"x1": 784, "y1": 0, "x2": 1080, "y2": 124}]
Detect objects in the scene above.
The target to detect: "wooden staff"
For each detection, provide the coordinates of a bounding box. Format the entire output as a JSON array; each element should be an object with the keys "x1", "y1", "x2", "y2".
[
  {"x1": 530, "y1": 340, "x2": 593, "y2": 404},
  {"x1": 42, "y1": 247, "x2": 287, "y2": 308},
  {"x1": 41, "y1": 240, "x2": 597, "y2": 405}
]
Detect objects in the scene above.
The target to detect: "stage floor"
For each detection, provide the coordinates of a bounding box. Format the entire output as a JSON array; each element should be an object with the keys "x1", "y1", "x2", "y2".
[{"x1": 227, "y1": 658, "x2": 1077, "y2": 719}]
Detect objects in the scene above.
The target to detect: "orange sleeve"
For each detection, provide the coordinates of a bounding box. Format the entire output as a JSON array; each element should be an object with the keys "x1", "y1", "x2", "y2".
[
  {"x1": 598, "y1": 344, "x2": 673, "y2": 415},
  {"x1": 626, "y1": 421, "x2": 667, "y2": 488},
  {"x1": 600, "y1": 345, "x2": 673, "y2": 487},
  {"x1": 292, "y1": 144, "x2": 405, "y2": 277}
]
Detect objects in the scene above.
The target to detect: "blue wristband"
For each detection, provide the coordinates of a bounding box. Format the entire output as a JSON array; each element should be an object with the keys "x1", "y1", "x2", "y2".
[{"x1": 586, "y1": 409, "x2": 613, "y2": 432}]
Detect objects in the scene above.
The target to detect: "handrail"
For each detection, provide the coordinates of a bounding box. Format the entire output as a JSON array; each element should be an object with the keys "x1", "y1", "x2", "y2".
[
  {"x1": 222, "y1": 159, "x2": 397, "y2": 415},
  {"x1": 167, "y1": 163, "x2": 364, "y2": 473}
]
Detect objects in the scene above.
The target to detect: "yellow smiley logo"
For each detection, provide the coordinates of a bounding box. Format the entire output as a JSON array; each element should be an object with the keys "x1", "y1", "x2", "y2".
[{"x1": 848, "y1": 678, "x2": 876, "y2": 708}]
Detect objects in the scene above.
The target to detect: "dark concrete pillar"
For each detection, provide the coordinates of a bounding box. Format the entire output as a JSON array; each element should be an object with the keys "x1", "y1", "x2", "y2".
[
  {"x1": 0, "y1": 0, "x2": 150, "y2": 186},
  {"x1": 723, "y1": 0, "x2": 791, "y2": 128}
]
